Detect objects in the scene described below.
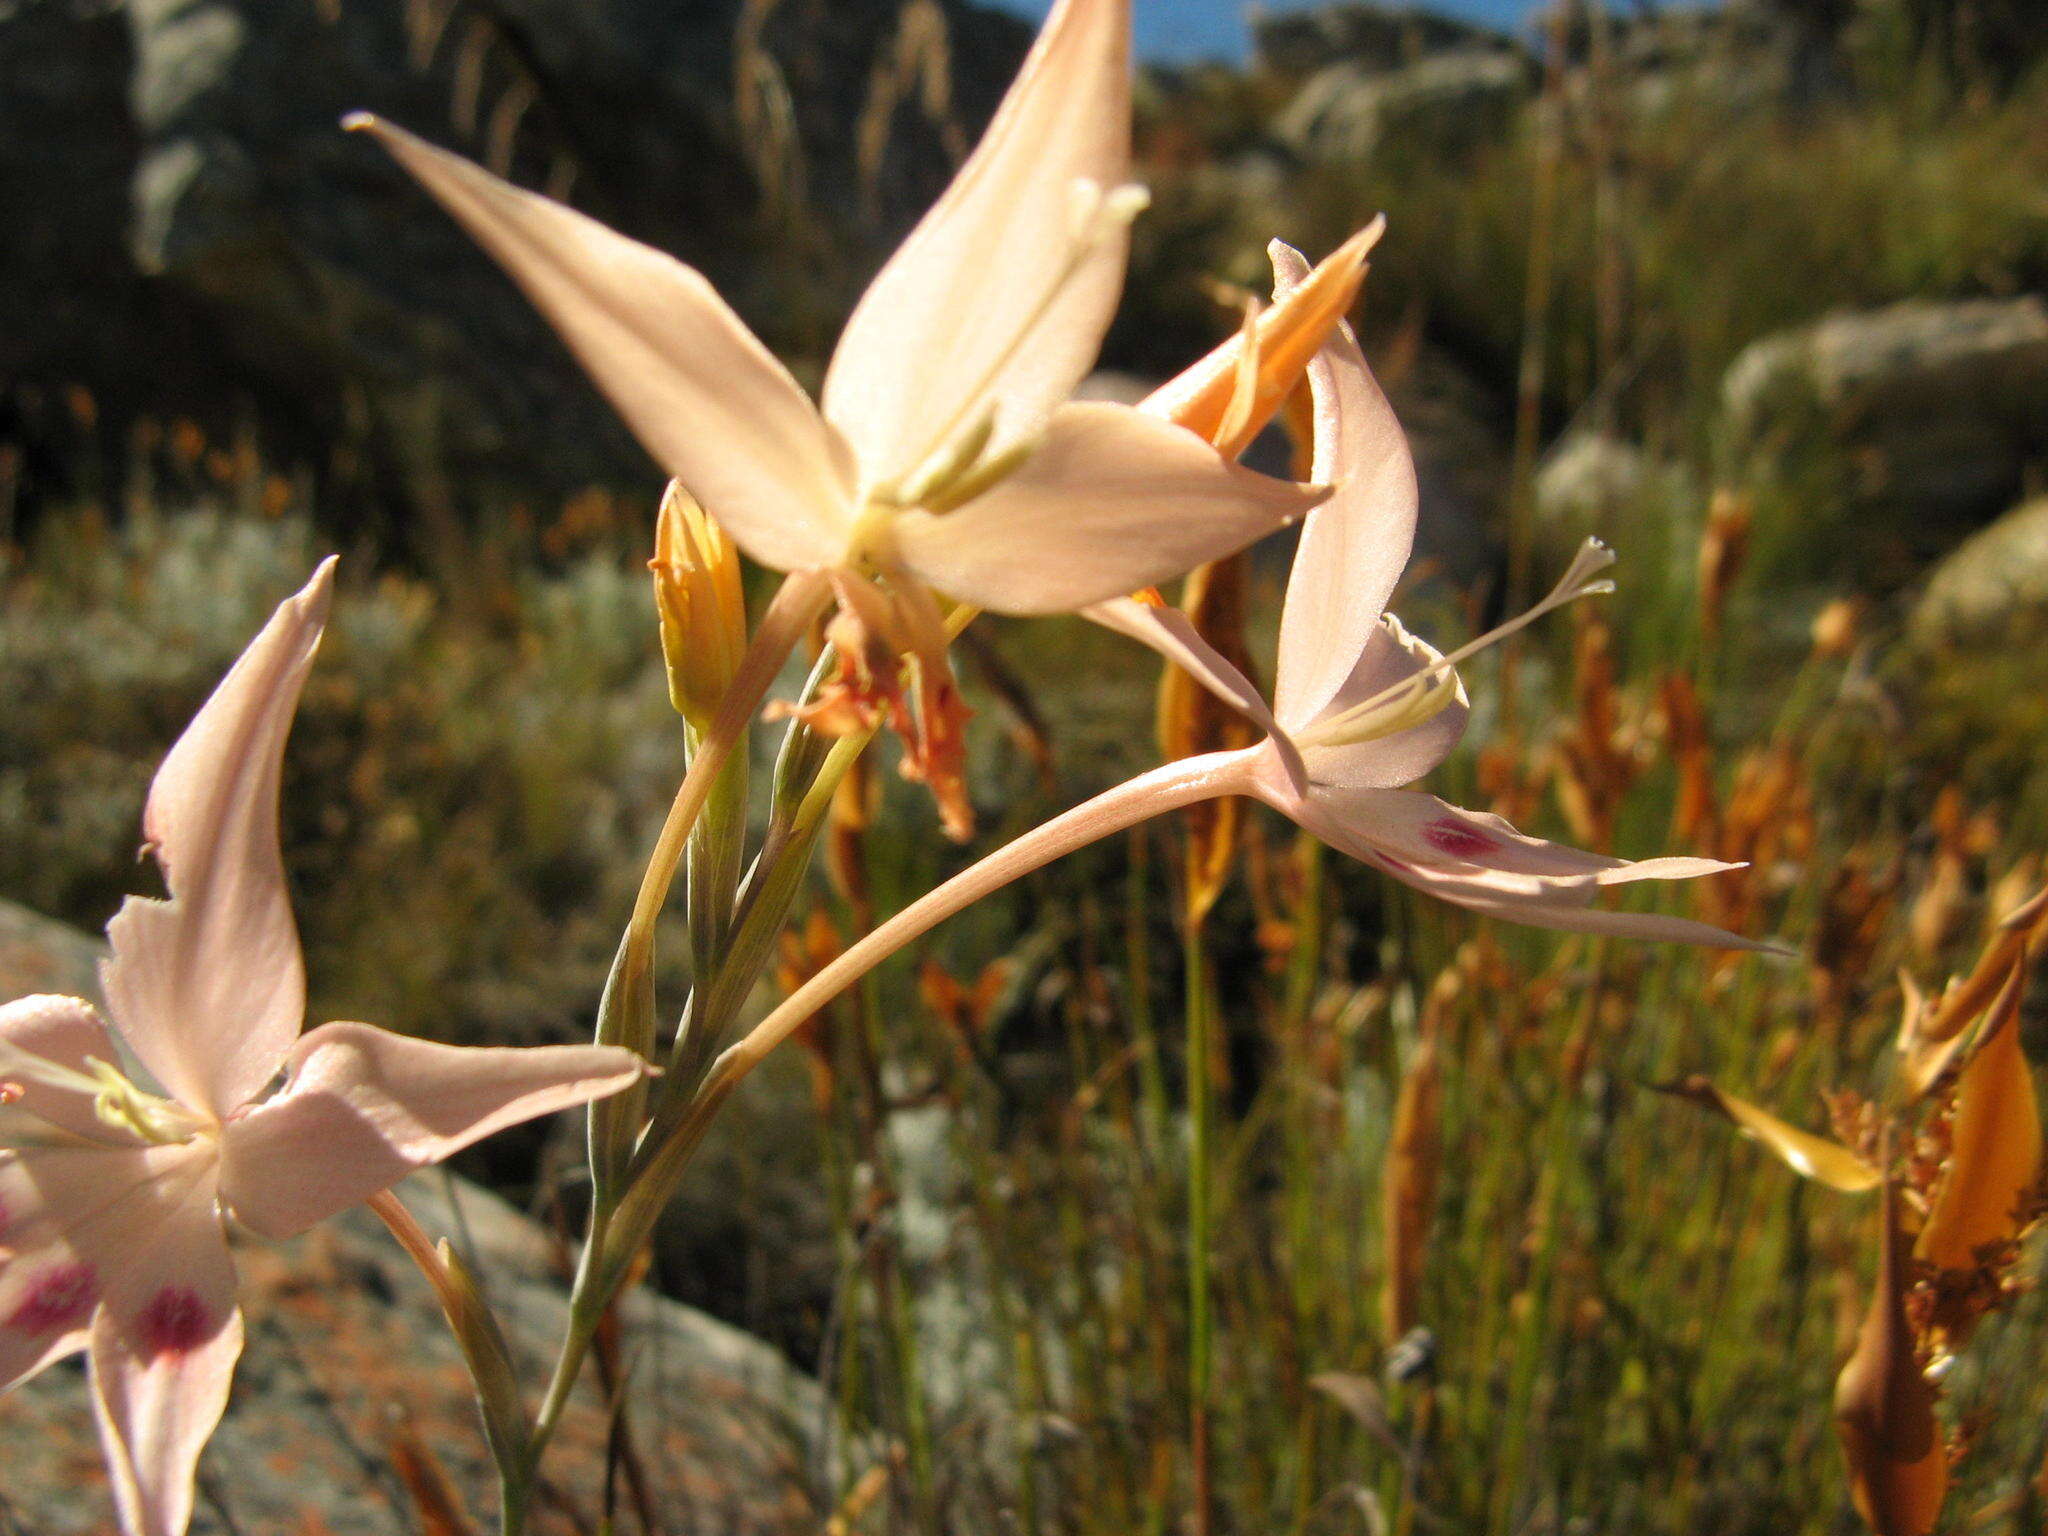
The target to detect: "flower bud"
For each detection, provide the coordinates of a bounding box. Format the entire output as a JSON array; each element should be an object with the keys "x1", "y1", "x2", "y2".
[{"x1": 651, "y1": 481, "x2": 747, "y2": 730}]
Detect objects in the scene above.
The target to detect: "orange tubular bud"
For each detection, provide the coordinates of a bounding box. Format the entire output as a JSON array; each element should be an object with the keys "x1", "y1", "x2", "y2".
[
  {"x1": 651, "y1": 481, "x2": 748, "y2": 730},
  {"x1": 1166, "y1": 219, "x2": 1384, "y2": 459}
]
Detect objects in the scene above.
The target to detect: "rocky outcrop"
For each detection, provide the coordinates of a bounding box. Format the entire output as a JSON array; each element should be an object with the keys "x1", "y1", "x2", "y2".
[
  {"x1": 1252, "y1": 4, "x2": 1520, "y2": 79},
  {"x1": 1721, "y1": 297, "x2": 2048, "y2": 584},
  {"x1": 0, "y1": 0, "x2": 1030, "y2": 564},
  {"x1": 2, "y1": 1177, "x2": 828, "y2": 1535}
]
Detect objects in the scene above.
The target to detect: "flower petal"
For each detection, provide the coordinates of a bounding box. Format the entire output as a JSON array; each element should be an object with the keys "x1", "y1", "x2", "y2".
[
  {"x1": 1292, "y1": 785, "x2": 1741, "y2": 891},
  {"x1": 0, "y1": 995, "x2": 131, "y2": 1146},
  {"x1": 1140, "y1": 225, "x2": 1380, "y2": 458},
  {"x1": 1084, "y1": 596, "x2": 1306, "y2": 788},
  {"x1": 821, "y1": 0, "x2": 1131, "y2": 482},
  {"x1": 1917, "y1": 974, "x2": 2041, "y2": 1271},
  {"x1": 891, "y1": 402, "x2": 1324, "y2": 614},
  {"x1": 0, "y1": 1142, "x2": 214, "y2": 1401},
  {"x1": 347, "y1": 114, "x2": 855, "y2": 572},
  {"x1": 0, "y1": 1154, "x2": 130, "y2": 1390},
  {"x1": 1268, "y1": 243, "x2": 1419, "y2": 732},
  {"x1": 1262, "y1": 779, "x2": 1771, "y2": 950},
  {"x1": 101, "y1": 562, "x2": 333, "y2": 1118},
  {"x1": 1296, "y1": 617, "x2": 1469, "y2": 790},
  {"x1": 1656, "y1": 1076, "x2": 1883, "y2": 1193},
  {"x1": 88, "y1": 1150, "x2": 240, "y2": 1536},
  {"x1": 218, "y1": 1022, "x2": 646, "y2": 1240},
  {"x1": 1362, "y1": 847, "x2": 1778, "y2": 950}
]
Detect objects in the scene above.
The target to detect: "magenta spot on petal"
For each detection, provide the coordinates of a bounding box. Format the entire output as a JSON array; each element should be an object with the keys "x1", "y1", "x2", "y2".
[
  {"x1": 1422, "y1": 817, "x2": 1500, "y2": 860},
  {"x1": 137, "y1": 1285, "x2": 215, "y2": 1359},
  {"x1": 7, "y1": 1262, "x2": 98, "y2": 1335},
  {"x1": 0, "y1": 1194, "x2": 12, "y2": 1240}
]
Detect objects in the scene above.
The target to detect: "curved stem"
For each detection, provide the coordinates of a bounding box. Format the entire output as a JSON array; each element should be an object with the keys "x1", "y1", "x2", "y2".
[
  {"x1": 717, "y1": 750, "x2": 1253, "y2": 1088},
  {"x1": 595, "y1": 751, "x2": 1255, "y2": 1304},
  {"x1": 530, "y1": 1226, "x2": 607, "y2": 1455}
]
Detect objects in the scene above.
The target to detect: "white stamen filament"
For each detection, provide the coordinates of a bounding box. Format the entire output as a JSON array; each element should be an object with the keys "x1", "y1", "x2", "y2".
[
  {"x1": 0, "y1": 1041, "x2": 202, "y2": 1146},
  {"x1": 0, "y1": 1040, "x2": 105, "y2": 1102},
  {"x1": 1297, "y1": 539, "x2": 1617, "y2": 751}
]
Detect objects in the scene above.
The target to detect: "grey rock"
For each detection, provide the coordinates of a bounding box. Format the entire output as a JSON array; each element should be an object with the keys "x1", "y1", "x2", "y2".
[
  {"x1": 0, "y1": 897, "x2": 106, "y2": 1005},
  {"x1": 1721, "y1": 297, "x2": 2048, "y2": 583},
  {"x1": 1910, "y1": 497, "x2": 2048, "y2": 650},
  {"x1": 4, "y1": 1175, "x2": 830, "y2": 1535},
  {"x1": 1274, "y1": 49, "x2": 1531, "y2": 166},
  {"x1": 1253, "y1": 3, "x2": 1522, "y2": 78}
]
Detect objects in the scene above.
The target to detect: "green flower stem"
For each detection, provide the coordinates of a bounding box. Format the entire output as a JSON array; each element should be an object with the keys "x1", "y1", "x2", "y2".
[
  {"x1": 609, "y1": 568, "x2": 830, "y2": 1041},
  {"x1": 1184, "y1": 912, "x2": 1216, "y2": 1536},
  {"x1": 666, "y1": 735, "x2": 752, "y2": 1083}
]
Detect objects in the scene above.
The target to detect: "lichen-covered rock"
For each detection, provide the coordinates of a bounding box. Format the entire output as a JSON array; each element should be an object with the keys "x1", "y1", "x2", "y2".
[
  {"x1": 0, "y1": 898, "x2": 106, "y2": 1006},
  {"x1": 0, "y1": 1172, "x2": 830, "y2": 1536},
  {"x1": 1721, "y1": 297, "x2": 2048, "y2": 585},
  {"x1": 1274, "y1": 49, "x2": 1531, "y2": 167},
  {"x1": 1253, "y1": 4, "x2": 1520, "y2": 78}
]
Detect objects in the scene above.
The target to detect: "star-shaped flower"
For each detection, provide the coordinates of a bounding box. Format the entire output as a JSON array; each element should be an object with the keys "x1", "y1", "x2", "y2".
[
  {"x1": 0, "y1": 562, "x2": 646, "y2": 1536},
  {"x1": 345, "y1": 0, "x2": 1326, "y2": 833}
]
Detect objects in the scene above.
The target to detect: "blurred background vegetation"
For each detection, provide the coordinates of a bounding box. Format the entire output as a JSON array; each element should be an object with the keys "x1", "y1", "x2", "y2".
[{"x1": 4, "y1": 0, "x2": 2048, "y2": 1530}]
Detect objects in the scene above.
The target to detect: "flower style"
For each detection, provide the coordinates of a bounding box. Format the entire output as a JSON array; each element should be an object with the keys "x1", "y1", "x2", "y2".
[
  {"x1": 344, "y1": 0, "x2": 1326, "y2": 832},
  {"x1": 0, "y1": 562, "x2": 647, "y2": 1536}
]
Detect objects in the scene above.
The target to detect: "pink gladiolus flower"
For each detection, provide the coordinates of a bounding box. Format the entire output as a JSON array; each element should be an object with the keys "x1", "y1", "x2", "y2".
[
  {"x1": 342, "y1": 0, "x2": 1325, "y2": 833},
  {"x1": 0, "y1": 561, "x2": 646, "y2": 1536},
  {"x1": 1091, "y1": 242, "x2": 1764, "y2": 944}
]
